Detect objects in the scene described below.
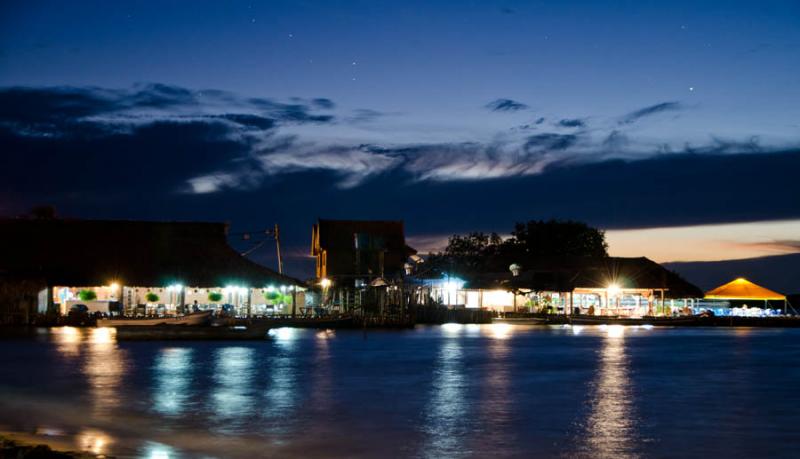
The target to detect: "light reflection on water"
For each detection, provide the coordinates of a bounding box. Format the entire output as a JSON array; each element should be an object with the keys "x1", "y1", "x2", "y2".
[
  {"x1": 2, "y1": 325, "x2": 799, "y2": 458},
  {"x1": 475, "y1": 324, "x2": 516, "y2": 454},
  {"x1": 211, "y1": 346, "x2": 256, "y2": 429},
  {"x1": 153, "y1": 348, "x2": 193, "y2": 416},
  {"x1": 579, "y1": 324, "x2": 640, "y2": 459},
  {"x1": 422, "y1": 335, "x2": 467, "y2": 459}
]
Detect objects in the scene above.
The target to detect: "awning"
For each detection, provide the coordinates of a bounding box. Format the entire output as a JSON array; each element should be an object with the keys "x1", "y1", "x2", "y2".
[{"x1": 704, "y1": 278, "x2": 785, "y2": 301}]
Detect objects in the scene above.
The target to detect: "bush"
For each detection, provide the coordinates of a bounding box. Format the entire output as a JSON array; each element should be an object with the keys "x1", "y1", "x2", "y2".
[
  {"x1": 264, "y1": 291, "x2": 292, "y2": 304},
  {"x1": 78, "y1": 289, "x2": 97, "y2": 301},
  {"x1": 145, "y1": 292, "x2": 159, "y2": 303},
  {"x1": 265, "y1": 291, "x2": 282, "y2": 302},
  {"x1": 208, "y1": 292, "x2": 223, "y2": 302}
]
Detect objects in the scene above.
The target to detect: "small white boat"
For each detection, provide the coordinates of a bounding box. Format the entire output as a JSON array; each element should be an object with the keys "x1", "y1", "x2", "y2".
[{"x1": 97, "y1": 311, "x2": 212, "y2": 327}]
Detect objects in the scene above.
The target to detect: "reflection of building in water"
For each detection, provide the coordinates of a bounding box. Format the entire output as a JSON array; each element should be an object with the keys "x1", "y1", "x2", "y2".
[
  {"x1": 581, "y1": 326, "x2": 639, "y2": 459},
  {"x1": 212, "y1": 346, "x2": 255, "y2": 431},
  {"x1": 154, "y1": 348, "x2": 193, "y2": 416},
  {"x1": 474, "y1": 324, "x2": 515, "y2": 452},
  {"x1": 84, "y1": 328, "x2": 126, "y2": 418},
  {"x1": 262, "y1": 328, "x2": 301, "y2": 434},
  {"x1": 421, "y1": 338, "x2": 467, "y2": 459},
  {"x1": 52, "y1": 326, "x2": 82, "y2": 357}
]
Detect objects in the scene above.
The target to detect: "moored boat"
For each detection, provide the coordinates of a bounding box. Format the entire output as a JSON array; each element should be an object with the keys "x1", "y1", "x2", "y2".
[
  {"x1": 493, "y1": 315, "x2": 570, "y2": 325},
  {"x1": 115, "y1": 322, "x2": 270, "y2": 340},
  {"x1": 97, "y1": 311, "x2": 212, "y2": 327}
]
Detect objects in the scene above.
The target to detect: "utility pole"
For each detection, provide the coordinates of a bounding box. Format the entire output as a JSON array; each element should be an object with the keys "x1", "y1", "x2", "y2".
[{"x1": 274, "y1": 223, "x2": 283, "y2": 274}]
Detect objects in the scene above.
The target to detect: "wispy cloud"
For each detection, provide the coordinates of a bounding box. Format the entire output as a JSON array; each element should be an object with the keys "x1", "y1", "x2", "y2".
[
  {"x1": 486, "y1": 98, "x2": 528, "y2": 112},
  {"x1": 619, "y1": 101, "x2": 682, "y2": 125},
  {"x1": 0, "y1": 84, "x2": 792, "y2": 197}
]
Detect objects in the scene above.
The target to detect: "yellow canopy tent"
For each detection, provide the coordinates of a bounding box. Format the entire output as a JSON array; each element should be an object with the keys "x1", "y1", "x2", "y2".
[{"x1": 705, "y1": 278, "x2": 785, "y2": 301}]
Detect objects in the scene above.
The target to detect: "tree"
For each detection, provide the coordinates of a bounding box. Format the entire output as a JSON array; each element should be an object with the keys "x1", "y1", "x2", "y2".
[
  {"x1": 426, "y1": 220, "x2": 608, "y2": 278},
  {"x1": 145, "y1": 292, "x2": 159, "y2": 303},
  {"x1": 427, "y1": 232, "x2": 502, "y2": 277},
  {"x1": 208, "y1": 292, "x2": 223, "y2": 302},
  {"x1": 506, "y1": 219, "x2": 608, "y2": 259}
]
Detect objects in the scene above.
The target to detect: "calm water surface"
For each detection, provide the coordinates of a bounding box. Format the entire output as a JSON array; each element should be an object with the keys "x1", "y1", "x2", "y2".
[{"x1": 1, "y1": 324, "x2": 799, "y2": 458}]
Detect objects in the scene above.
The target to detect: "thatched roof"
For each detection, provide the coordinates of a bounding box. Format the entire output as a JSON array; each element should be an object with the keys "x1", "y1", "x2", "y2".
[
  {"x1": 464, "y1": 256, "x2": 703, "y2": 298},
  {"x1": 0, "y1": 218, "x2": 303, "y2": 287}
]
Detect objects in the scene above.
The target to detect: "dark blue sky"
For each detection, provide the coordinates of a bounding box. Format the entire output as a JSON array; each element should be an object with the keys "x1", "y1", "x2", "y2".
[{"x1": 1, "y1": 1, "x2": 799, "y2": 281}]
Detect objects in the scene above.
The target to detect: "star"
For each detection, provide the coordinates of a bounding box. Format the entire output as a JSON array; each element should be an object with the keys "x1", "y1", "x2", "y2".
[{"x1": 689, "y1": 87, "x2": 695, "y2": 92}]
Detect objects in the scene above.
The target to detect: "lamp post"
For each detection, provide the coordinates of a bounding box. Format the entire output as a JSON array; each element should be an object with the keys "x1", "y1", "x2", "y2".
[{"x1": 509, "y1": 264, "x2": 521, "y2": 313}]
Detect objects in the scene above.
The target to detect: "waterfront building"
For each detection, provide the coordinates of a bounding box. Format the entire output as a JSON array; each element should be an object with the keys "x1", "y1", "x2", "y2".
[
  {"x1": 418, "y1": 256, "x2": 703, "y2": 317},
  {"x1": 311, "y1": 219, "x2": 416, "y2": 311},
  {"x1": 0, "y1": 218, "x2": 305, "y2": 322}
]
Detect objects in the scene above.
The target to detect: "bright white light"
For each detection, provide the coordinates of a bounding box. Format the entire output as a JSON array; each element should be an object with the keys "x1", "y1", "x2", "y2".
[
  {"x1": 266, "y1": 285, "x2": 275, "y2": 292},
  {"x1": 489, "y1": 322, "x2": 512, "y2": 339},
  {"x1": 641, "y1": 324, "x2": 654, "y2": 330},
  {"x1": 268, "y1": 327, "x2": 298, "y2": 341},
  {"x1": 109, "y1": 282, "x2": 119, "y2": 291},
  {"x1": 320, "y1": 278, "x2": 332, "y2": 288},
  {"x1": 607, "y1": 283, "x2": 621, "y2": 298},
  {"x1": 441, "y1": 322, "x2": 463, "y2": 335},
  {"x1": 571, "y1": 325, "x2": 584, "y2": 335},
  {"x1": 606, "y1": 325, "x2": 625, "y2": 338}
]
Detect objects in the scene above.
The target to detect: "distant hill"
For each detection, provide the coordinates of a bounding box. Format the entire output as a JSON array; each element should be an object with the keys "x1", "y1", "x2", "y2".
[{"x1": 664, "y1": 253, "x2": 800, "y2": 295}]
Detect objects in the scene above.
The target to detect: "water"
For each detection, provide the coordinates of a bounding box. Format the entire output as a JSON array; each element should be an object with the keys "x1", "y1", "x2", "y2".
[{"x1": 1, "y1": 324, "x2": 799, "y2": 458}]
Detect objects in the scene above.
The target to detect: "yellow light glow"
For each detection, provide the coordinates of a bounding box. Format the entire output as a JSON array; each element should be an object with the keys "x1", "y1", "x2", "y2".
[
  {"x1": 78, "y1": 429, "x2": 113, "y2": 455},
  {"x1": 320, "y1": 278, "x2": 332, "y2": 288},
  {"x1": 607, "y1": 284, "x2": 621, "y2": 297},
  {"x1": 109, "y1": 282, "x2": 119, "y2": 291}
]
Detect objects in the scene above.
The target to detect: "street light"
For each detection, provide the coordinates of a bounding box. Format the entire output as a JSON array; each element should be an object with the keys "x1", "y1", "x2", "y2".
[{"x1": 509, "y1": 263, "x2": 521, "y2": 277}]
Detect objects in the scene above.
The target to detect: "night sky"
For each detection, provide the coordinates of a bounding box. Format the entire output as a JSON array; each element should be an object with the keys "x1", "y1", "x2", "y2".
[{"x1": 1, "y1": 1, "x2": 799, "y2": 288}]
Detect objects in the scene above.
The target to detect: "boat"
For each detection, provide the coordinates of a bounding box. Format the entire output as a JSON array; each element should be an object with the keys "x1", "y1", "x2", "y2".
[
  {"x1": 493, "y1": 315, "x2": 570, "y2": 325},
  {"x1": 97, "y1": 311, "x2": 212, "y2": 327},
  {"x1": 568, "y1": 314, "x2": 702, "y2": 326},
  {"x1": 115, "y1": 322, "x2": 270, "y2": 340}
]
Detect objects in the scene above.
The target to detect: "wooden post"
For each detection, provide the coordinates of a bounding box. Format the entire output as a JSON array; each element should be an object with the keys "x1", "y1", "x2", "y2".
[{"x1": 291, "y1": 286, "x2": 297, "y2": 317}]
